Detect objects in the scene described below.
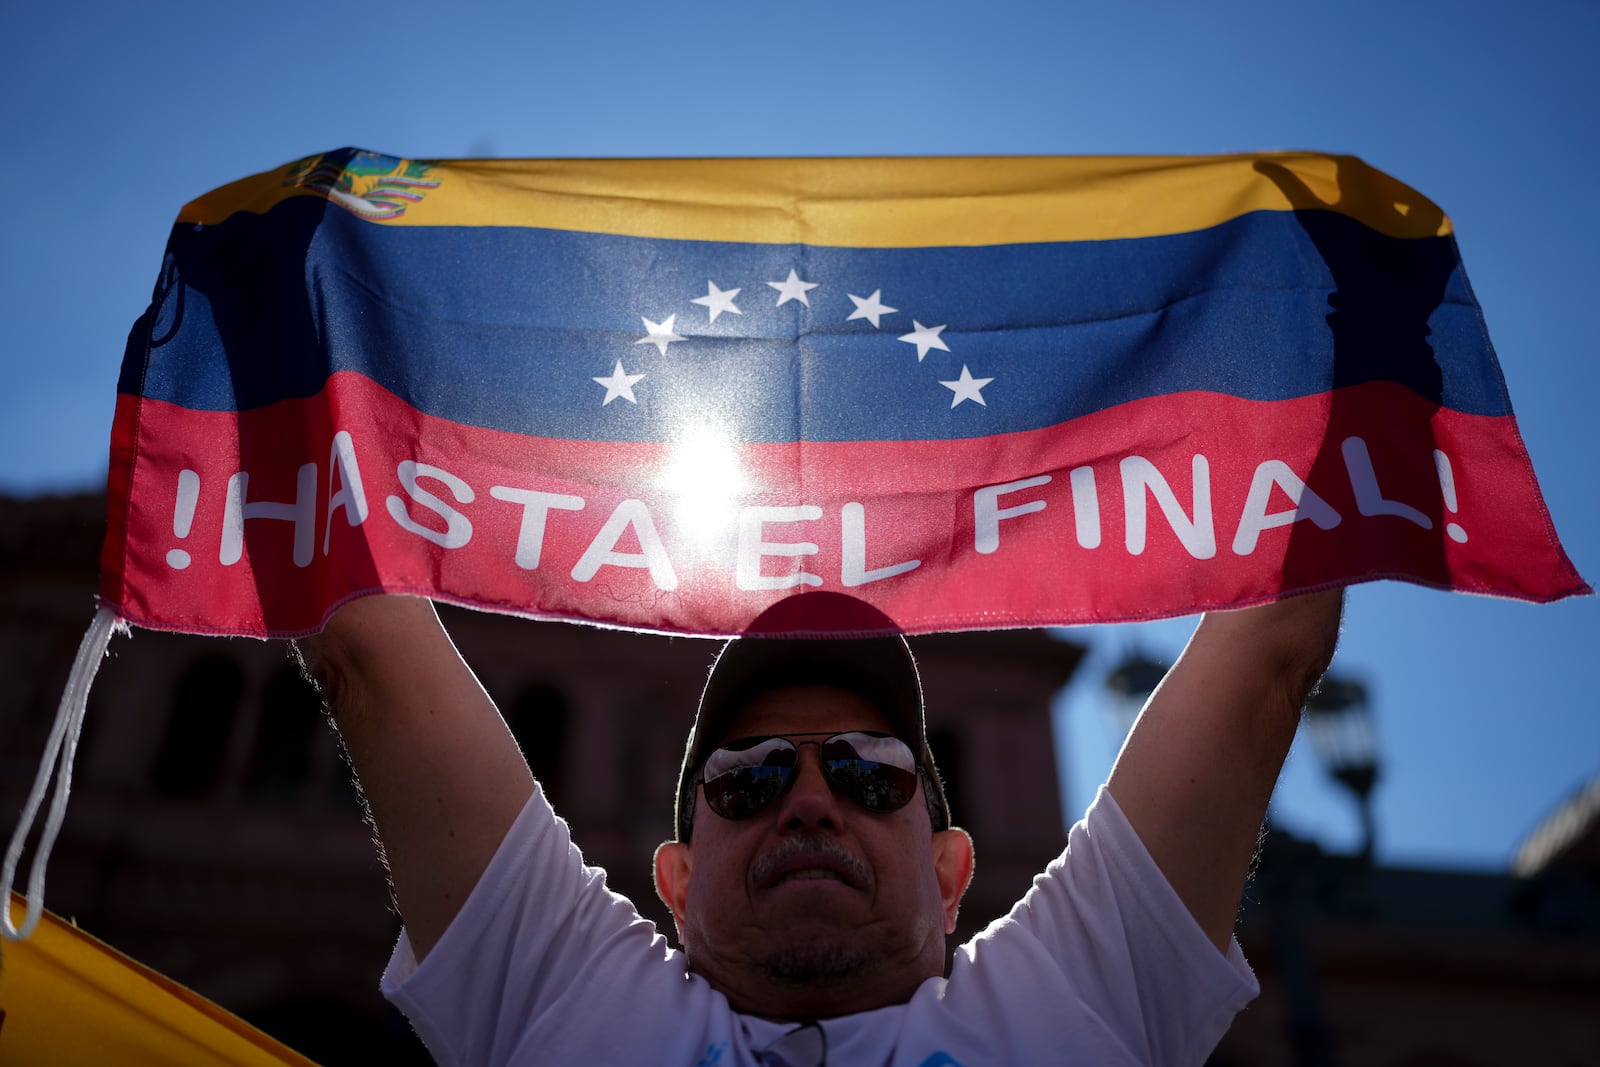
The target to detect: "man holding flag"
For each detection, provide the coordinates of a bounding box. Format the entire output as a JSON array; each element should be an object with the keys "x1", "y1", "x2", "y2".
[{"x1": 301, "y1": 584, "x2": 1341, "y2": 1065}]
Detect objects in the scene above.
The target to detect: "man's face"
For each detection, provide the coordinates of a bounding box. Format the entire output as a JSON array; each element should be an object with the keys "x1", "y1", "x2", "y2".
[{"x1": 653, "y1": 684, "x2": 972, "y2": 1018}]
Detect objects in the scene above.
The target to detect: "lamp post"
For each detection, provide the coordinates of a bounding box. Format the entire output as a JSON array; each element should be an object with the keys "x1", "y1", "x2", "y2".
[{"x1": 1304, "y1": 676, "x2": 1380, "y2": 863}]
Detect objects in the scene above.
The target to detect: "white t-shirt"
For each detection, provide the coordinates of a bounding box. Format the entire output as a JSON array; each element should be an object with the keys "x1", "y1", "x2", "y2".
[{"x1": 383, "y1": 786, "x2": 1257, "y2": 1066}]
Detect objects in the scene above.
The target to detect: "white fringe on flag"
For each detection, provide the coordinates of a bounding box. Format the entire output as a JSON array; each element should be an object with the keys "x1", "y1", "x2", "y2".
[{"x1": 2, "y1": 606, "x2": 122, "y2": 940}]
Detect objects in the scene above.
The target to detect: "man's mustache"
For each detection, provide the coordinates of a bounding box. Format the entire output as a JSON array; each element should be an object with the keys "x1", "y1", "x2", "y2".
[{"x1": 750, "y1": 834, "x2": 872, "y2": 891}]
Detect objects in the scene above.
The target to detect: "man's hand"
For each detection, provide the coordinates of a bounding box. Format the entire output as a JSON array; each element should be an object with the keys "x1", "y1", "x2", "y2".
[
  {"x1": 298, "y1": 595, "x2": 534, "y2": 959},
  {"x1": 1106, "y1": 588, "x2": 1344, "y2": 951}
]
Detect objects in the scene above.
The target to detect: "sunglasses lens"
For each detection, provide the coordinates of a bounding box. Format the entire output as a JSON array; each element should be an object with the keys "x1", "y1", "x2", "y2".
[
  {"x1": 699, "y1": 732, "x2": 921, "y2": 823},
  {"x1": 702, "y1": 737, "x2": 796, "y2": 820},
  {"x1": 820, "y1": 733, "x2": 919, "y2": 813}
]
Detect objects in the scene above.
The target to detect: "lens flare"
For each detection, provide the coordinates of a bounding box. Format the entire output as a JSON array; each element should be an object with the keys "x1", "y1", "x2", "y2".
[{"x1": 656, "y1": 423, "x2": 749, "y2": 546}]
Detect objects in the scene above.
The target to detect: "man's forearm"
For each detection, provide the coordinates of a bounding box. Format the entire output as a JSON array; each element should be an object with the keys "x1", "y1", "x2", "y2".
[
  {"x1": 298, "y1": 595, "x2": 534, "y2": 959},
  {"x1": 1107, "y1": 588, "x2": 1344, "y2": 950}
]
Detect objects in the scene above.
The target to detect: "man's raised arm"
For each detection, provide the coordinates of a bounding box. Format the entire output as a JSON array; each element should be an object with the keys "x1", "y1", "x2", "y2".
[
  {"x1": 1106, "y1": 588, "x2": 1344, "y2": 951},
  {"x1": 296, "y1": 595, "x2": 534, "y2": 959}
]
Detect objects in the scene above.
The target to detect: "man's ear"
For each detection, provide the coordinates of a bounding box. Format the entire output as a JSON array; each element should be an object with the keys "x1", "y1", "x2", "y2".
[
  {"x1": 930, "y1": 827, "x2": 975, "y2": 936},
  {"x1": 653, "y1": 840, "x2": 693, "y2": 934}
]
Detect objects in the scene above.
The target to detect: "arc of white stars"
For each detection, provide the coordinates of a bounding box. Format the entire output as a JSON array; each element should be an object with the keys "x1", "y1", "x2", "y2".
[
  {"x1": 635, "y1": 314, "x2": 685, "y2": 356},
  {"x1": 846, "y1": 289, "x2": 897, "y2": 328},
  {"x1": 898, "y1": 320, "x2": 950, "y2": 362},
  {"x1": 691, "y1": 281, "x2": 742, "y2": 322},
  {"x1": 940, "y1": 365, "x2": 993, "y2": 408},
  {"x1": 767, "y1": 269, "x2": 819, "y2": 307},
  {"x1": 594, "y1": 360, "x2": 646, "y2": 406}
]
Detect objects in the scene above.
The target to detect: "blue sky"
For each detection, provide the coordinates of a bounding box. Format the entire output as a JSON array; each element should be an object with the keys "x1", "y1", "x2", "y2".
[{"x1": 4, "y1": 0, "x2": 1595, "y2": 871}]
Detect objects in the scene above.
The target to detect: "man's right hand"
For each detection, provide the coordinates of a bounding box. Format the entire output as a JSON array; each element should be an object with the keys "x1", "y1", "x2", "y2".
[{"x1": 298, "y1": 595, "x2": 534, "y2": 959}]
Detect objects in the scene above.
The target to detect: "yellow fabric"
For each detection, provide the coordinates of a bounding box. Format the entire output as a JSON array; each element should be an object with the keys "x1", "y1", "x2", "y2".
[
  {"x1": 178, "y1": 151, "x2": 1451, "y2": 243},
  {"x1": 0, "y1": 895, "x2": 317, "y2": 1066}
]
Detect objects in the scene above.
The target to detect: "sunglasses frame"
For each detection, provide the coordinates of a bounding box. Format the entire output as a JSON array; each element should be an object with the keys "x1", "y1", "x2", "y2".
[{"x1": 684, "y1": 730, "x2": 937, "y2": 840}]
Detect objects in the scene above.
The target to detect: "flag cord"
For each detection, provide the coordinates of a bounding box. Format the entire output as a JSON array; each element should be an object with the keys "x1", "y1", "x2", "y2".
[{"x1": 2, "y1": 605, "x2": 121, "y2": 941}]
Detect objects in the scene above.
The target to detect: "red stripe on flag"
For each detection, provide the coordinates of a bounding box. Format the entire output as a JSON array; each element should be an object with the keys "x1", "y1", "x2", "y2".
[{"x1": 101, "y1": 373, "x2": 1588, "y2": 637}]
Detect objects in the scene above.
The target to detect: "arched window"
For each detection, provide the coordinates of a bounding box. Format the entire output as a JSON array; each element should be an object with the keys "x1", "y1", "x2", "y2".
[
  {"x1": 508, "y1": 684, "x2": 570, "y2": 809},
  {"x1": 245, "y1": 666, "x2": 325, "y2": 804},
  {"x1": 151, "y1": 656, "x2": 244, "y2": 798}
]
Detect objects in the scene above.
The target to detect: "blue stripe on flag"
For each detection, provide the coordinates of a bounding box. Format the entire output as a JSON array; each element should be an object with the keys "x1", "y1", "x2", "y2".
[{"x1": 122, "y1": 196, "x2": 1507, "y2": 444}]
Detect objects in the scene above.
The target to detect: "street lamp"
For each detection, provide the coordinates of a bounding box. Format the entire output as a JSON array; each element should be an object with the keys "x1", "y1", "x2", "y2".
[{"x1": 1303, "y1": 676, "x2": 1380, "y2": 862}]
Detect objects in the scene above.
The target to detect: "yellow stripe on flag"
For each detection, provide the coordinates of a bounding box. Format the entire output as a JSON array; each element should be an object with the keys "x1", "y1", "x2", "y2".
[{"x1": 177, "y1": 152, "x2": 1451, "y2": 244}]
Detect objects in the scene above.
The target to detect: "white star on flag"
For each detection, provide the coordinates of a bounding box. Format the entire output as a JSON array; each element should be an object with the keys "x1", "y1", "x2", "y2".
[
  {"x1": 594, "y1": 360, "x2": 646, "y2": 405},
  {"x1": 898, "y1": 320, "x2": 950, "y2": 361},
  {"x1": 691, "y1": 281, "x2": 742, "y2": 322},
  {"x1": 636, "y1": 314, "x2": 685, "y2": 356},
  {"x1": 767, "y1": 269, "x2": 819, "y2": 307},
  {"x1": 846, "y1": 289, "x2": 897, "y2": 328},
  {"x1": 940, "y1": 365, "x2": 993, "y2": 408}
]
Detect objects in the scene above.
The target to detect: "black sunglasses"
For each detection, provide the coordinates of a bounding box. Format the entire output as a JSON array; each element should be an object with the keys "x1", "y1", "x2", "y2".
[{"x1": 690, "y1": 731, "x2": 922, "y2": 834}]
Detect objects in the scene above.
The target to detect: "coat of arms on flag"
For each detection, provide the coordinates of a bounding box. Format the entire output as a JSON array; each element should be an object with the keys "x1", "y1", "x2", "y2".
[{"x1": 282, "y1": 149, "x2": 441, "y2": 222}]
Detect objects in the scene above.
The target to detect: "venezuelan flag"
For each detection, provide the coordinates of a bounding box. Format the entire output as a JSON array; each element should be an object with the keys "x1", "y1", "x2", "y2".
[{"x1": 101, "y1": 149, "x2": 1588, "y2": 637}]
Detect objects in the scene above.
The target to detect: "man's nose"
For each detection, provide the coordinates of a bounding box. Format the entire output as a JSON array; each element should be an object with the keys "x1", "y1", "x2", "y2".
[{"x1": 773, "y1": 745, "x2": 843, "y2": 830}]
